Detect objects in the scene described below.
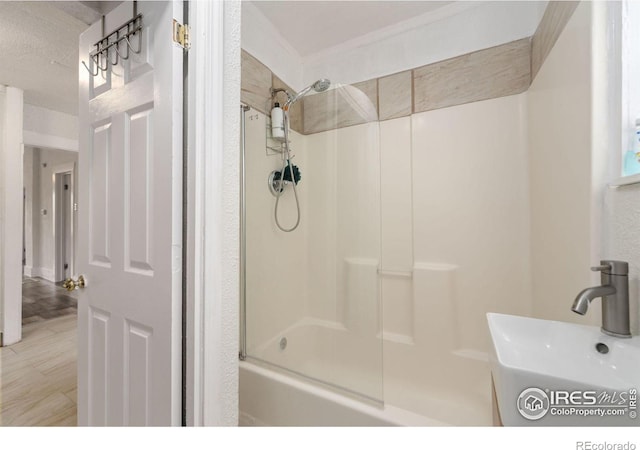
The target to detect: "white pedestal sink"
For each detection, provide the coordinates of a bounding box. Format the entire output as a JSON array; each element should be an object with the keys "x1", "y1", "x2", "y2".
[{"x1": 487, "y1": 313, "x2": 640, "y2": 426}]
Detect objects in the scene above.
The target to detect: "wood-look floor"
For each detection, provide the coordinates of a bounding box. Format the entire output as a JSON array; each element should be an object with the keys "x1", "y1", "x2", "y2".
[{"x1": 1, "y1": 280, "x2": 77, "y2": 426}]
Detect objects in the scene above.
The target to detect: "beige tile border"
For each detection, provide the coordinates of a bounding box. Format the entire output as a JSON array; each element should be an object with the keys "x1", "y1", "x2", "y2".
[
  {"x1": 241, "y1": 1, "x2": 577, "y2": 135},
  {"x1": 413, "y1": 38, "x2": 531, "y2": 114},
  {"x1": 531, "y1": 1, "x2": 580, "y2": 81},
  {"x1": 240, "y1": 50, "x2": 304, "y2": 134},
  {"x1": 240, "y1": 50, "x2": 271, "y2": 115},
  {"x1": 303, "y1": 79, "x2": 379, "y2": 134},
  {"x1": 379, "y1": 71, "x2": 412, "y2": 121}
]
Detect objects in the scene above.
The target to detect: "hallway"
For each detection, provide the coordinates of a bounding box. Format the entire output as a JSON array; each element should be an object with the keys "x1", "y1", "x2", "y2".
[{"x1": 0, "y1": 279, "x2": 77, "y2": 426}]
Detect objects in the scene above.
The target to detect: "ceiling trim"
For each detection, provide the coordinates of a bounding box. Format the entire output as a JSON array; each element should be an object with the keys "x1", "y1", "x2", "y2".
[{"x1": 302, "y1": 1, "x2": 484, "y2": 65}]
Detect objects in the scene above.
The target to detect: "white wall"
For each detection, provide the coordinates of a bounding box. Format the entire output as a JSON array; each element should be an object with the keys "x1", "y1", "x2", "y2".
[
  {"x1": 22, "y1": 104, "x2": 79, "y2": 282},
  {"x1": 24, "y1": 147, "x2": 77, "y2": 282},
  {"x1": 602, "y1": 2, "x2": 640, "y2": 337},
  {"x1": 241, "y1": 1, "x2": 304, "y2": 90},
  {"x1": 605, "y1": 185, "x2": 640, "y2": 335},
  {"x1": 23, "y1": 104, "x2": 78, "y2": 153},
  {"x1": 621, "y1": 0, "x2": 640, "y2": 170},
  {"x1": 528, "y1": 2, "x2": 599, "y2": 326},
  {"x1": 0, "y1": 85, "x2": 24, "y2": 346},
  {"x1": 23, "y1": 146, "x2": 35, "y2": 276},
  {"x1": 304, "y1": 1, "x2": 546, "y2": 87},
  {"x1": 203, "y1": 0, "x2": 241, "y2": 426},
  {"x1": 242, "y1": 1, "x2": 546, "y2": 90}
]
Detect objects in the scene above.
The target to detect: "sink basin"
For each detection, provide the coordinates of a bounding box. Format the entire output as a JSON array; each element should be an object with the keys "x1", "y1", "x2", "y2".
[{"x1": 487, "y1": 313, "x2": 640, "y2": 426}]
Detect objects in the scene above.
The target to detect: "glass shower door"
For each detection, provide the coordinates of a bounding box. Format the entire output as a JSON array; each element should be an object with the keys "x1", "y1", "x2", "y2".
[{"x1": 241, "y1": 81, "x2": 383, "y2": 402}]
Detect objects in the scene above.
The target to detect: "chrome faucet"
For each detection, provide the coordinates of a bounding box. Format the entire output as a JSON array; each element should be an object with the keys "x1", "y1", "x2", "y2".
[{"x1": 572, "y1": 260, "x2": 631, "y2": 338}]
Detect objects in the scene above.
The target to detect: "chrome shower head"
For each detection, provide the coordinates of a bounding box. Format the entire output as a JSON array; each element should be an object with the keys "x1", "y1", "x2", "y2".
[
  {"x1": 286, "y1": 79, "x2": 331, "y2": 107},
  {"x1": 312, "y1": 79, "x2": 331, "y2": 93}
]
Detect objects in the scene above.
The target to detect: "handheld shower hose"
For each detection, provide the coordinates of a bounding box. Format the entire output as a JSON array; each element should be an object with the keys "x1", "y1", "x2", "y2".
[
  {"x1": 272, "y1": 79, "x2": 330, "y2": 232},
  {"x1": 274, "y1": 109, "x2": 301, "y2": 232}
]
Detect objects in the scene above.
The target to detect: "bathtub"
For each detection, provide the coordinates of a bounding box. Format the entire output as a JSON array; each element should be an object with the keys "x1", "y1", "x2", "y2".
[
  {"x1": 239, "y1": 319, "x2": 493, "y2": 426},
  {"x1": 239, "y1": 361, "x2": 446, "y2": 426}
]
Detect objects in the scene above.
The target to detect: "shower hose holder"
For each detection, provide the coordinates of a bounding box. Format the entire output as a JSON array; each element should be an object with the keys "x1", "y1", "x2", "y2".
[{"x1": 268, "y1": 163, "x2": 301, "y2": 196}]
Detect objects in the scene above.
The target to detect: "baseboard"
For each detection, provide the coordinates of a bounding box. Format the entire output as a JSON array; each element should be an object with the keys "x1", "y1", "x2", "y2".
[
  {"x1": 238, "y1": 411, "x2": 268, "y2": 427},
  {"x1": 29, "y1": 267, "x2": 56, "y2": 282},
  {"x1": 39, "y1": 268, "x2": 56, "y2": 282},
  {"x1": 23, "y1": 265, "x2": 34, "y2": 277}
]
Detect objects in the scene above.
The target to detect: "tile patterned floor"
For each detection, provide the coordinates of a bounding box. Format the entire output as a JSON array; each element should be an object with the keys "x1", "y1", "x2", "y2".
[
  {"x1": 0, "y1": 279, "x2": 77, "y2": 426},
  {"x1": 21, "y1": 277, "x2": 78, "y2": 325}
]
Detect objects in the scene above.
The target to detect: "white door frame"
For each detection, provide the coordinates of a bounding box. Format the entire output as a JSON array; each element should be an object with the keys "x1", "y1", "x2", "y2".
[
  {"x1": 52, "y1": 162, "x2": 75, "y2": 282},
  {"x1": 185, "y1": 0, "x2": 240, "y2": 426},
  {"x1": 1, "y1": 0, "x2": 242, "y2": 422}
]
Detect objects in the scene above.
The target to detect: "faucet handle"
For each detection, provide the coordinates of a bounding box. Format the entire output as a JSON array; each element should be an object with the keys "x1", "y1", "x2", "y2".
[{"x1": 591, "y1": 260, "x2": 628, "y2": 276}]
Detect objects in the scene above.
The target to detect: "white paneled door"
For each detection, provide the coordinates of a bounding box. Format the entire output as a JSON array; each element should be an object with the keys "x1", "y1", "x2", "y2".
[{"x1": 77, "y1": 1, "x2": 183, "y2": 426}]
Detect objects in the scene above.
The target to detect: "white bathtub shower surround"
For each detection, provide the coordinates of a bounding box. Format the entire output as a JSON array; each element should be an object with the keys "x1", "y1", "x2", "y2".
[
  {"x1": 239, "y1": 361, "x2": 446, "y2": 427},
  {"x1": 242, "y1": 92, "x2": 529, "y2": 425},
  {"x1": 380, "y1": 263, "x2": 492, "y2": 425},
  {"x1": 410, "y1": 93, "x2": 533, "y2": 354},
  {"x1": 244, "y1": 110, "x2": 309, "y2": 348},
  {"x1": 304, "y1": 122, "x2": 381, "y2": 325},
  {"x1": 244, "y1": 106, "x2": 385, "y2": 401},
  {"x1": 241, "y1": 318, "x2": 490, "y2": 426},
  {"x1": 234, "y1": 0, "x2": 629, "y2": 428},
  {"x1": 248, "y1": 317, "x2": 383, "y2": 402}
]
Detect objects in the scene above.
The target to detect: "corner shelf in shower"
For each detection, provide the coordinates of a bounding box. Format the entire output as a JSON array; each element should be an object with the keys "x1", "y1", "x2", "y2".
[{"x1": 265, "y1": 115, "x2": 295, "y2": 157}]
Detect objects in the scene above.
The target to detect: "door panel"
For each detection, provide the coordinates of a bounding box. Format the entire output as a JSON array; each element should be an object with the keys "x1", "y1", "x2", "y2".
[
  {"x1": 125, "y1": 105, "x2": 154, "y2": 276},
  {"x1": 89, "y1": 121, "x2": 112, "y2": 268},
  {"x1": 124, "y1": 320, "x2": 152, "y2": 426},
  {"x1": 78, "y1": 1, "x2": 183, "y2": 426},
  {"x1": 88, "y1": 307, "x2": 109, "y2": 425}
]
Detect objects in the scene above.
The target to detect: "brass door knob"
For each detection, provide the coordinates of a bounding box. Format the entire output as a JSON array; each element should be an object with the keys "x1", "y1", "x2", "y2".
[{"x1": 63, "y1": 275, "x2": 87, "y2": 291}]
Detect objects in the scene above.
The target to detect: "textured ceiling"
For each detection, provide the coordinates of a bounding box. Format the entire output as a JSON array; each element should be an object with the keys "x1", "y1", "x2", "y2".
[
  {"x1": 250, "y1": 1, "x2": 454, "y2": 57},
  {"x1": 0, "y1": 1, "x2": 120, "y2": 115}
]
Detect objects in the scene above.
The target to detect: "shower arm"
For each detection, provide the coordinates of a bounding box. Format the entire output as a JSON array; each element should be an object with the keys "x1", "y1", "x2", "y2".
[
  {"x1": 270, "y1": 87, "x2": 293, "y2": 105},
  {"x1": 284, "y1": 86, "x2": 312, "y2": 109}
]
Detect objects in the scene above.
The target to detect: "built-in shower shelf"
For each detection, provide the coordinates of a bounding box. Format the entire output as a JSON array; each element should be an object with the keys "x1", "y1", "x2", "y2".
[{"x1": 378, "y1": 269, "x2": 412, "y2": 278}]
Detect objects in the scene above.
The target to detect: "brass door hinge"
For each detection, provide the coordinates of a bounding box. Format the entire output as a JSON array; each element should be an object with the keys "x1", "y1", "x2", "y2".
[{"x1": 172, "y1": 19, "x2": 190, "y2": 50}]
